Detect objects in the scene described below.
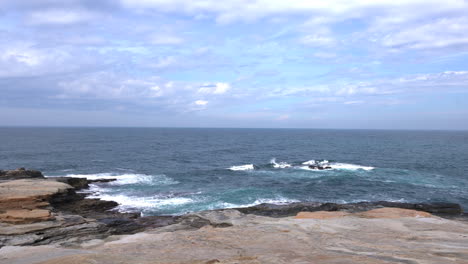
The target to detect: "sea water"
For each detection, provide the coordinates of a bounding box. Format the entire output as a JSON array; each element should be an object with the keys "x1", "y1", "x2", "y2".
[{"x1": 0, "y1": 127, "x2": 467, "y2": 215}]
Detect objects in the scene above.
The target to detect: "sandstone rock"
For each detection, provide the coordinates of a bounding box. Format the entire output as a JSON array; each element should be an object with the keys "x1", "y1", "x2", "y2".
[
  {"x1": 295, "y1": 211, "x2": 350, "y2": 219},
  {"x1": 2, "y1": 209, "x2": 468, "y2": 264},
  {"x1": 356, "y1": 207, "x2": 433, "y2": 218},
  {"x1": 0, "y1": 180, "x2": 72, "y2": 225},
  {"x1": 295, "y1": 208, "x2": 434, "y2": 220},
  {"x1": 0, "y1": 209, "x2": 53, "y2": 224}
]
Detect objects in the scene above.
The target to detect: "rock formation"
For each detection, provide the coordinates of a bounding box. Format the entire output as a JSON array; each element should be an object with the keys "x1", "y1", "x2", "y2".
[
  {"x1": 1, "y1": 168, "x2": 467, "y2": 263},
  {"x1": 1, "y1": 208, "x2": 468, "y2": 264},
  {"x1": 0, "y1": 168, "x2": 44, "y2": 180}
]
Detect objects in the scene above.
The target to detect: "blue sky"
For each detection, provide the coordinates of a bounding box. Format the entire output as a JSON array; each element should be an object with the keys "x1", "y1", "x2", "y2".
[{"x1": 0, "y1": 0, "x2": 467, "y2": 129}]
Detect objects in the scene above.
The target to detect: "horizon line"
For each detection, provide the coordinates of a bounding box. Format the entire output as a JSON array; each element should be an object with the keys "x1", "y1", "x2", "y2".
[{"x1": 0, "y1": 126, "x2": 467, "y2": 132}]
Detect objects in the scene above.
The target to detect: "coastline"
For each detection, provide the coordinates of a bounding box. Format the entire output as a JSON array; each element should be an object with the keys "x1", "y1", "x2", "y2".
[{"x1": 1, "y1": 168, "x2": 468, "y2": 263}]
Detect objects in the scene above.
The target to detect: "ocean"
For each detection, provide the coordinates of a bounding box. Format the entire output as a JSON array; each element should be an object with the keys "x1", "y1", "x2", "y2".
[{"x1": 1, "y1": 127, "x2": 467, "y2": 215}]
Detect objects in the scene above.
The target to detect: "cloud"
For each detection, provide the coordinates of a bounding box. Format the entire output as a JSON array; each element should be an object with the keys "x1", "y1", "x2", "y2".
[
  {"x1": 344, "y1": 100, "x2": 364, "y2": 105},
  {"x1": 380, "y1": 17, "x2": 468, "y2": 50},
  {"x1": 197, "y1": 82, "x2": 231, "y2": 94},
  {"x1": 26, "y1": 8, "x2": 97, "y2": 25},
  {"x1": 265, "y1": 71, "x2": 468, "y2": 99},
  {"x1": 299, "y1": 34, "x2": 335, "y2": 47},
  {"x1": 118, "y1": 0, "x2": 468, "y2": 23},
  {"x1": 194, "y1": 100, "x2": 208, "y2": 105},
  {"x1": 0, "y1": 42, "x2": 98, "y2": 78}
]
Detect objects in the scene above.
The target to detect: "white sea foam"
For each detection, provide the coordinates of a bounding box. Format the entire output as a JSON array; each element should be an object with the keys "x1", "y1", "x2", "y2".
[
  {"x1": 59, "y1": 173, "x2": 178, "y2": 185},
  {"x1": 211, "y1": 197, "x2": 300, "y2": 210},
  {"x1": 329, "y1": 163, "x2": 374, "y2": 171},
  {"x1": 89, "y1": 194, "x2": 194, "y2": 211},
  {"x1": 300, "y1": 160, "x2": 374, "y2": 171},
  {"x1": 228, "y1": 164, "x2": 255, "y2": 171},
  {"x1": 270, "y1": 158, "x2": 292, "y2": 168},
  {"x1": 302, "y1": 160, "x2": 316, "y2": 165}
]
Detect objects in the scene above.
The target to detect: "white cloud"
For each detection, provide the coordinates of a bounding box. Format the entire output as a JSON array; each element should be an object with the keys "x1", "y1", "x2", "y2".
[
  {"x1": 265, "y1": 71, "x2": 468, "y2": 100},
  {"x1": 149, "y1": 85, "x2": 163, "y2": 97},
  {"x1": 195, "y1": 100, "x2": 208, "y2": 105},
  {"x1": 26, "y1": 8, "x2": 96, "y2": 25},
  {"x1": 0, "y1": 42, "x2": 94, "y2": 78},
  {"x1": 381, "y1": 17, "x2": 468, "y2": 50},
  {"x1": 197, "y1": 82, "x2": 231, "y2": 94},
  {"x1": 344, "y1": 100, "x2": 364, "y2": 105},
  {"x1": 299, "y1": 34, "x2": 335, "y2": 47},
  {"x1": 119, "y1": 0, "x2": 468, "y2": 23}
]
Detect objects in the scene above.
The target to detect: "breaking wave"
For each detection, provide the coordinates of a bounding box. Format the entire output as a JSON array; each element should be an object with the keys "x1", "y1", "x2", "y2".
[
  {"x1": 270, "y1": 158, "x2": 292, "y2": 168},
  {"x1": 228, "y1": 164, "x2": 255, "y2": 171},
  {"x1": 58, "y1": 173, "x2": 179, "y2": 186},
  {"x1": 300, "y1": 160, "x2": 374, "y2": 171},
  {"x1": 88, "y1": 194, "x2": 195, "y2": 212}
]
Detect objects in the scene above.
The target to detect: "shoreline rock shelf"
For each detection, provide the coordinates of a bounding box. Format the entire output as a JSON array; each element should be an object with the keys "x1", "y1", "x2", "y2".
[{"x1": 1, "y1": 168, "x2": 468, "y2": 263}]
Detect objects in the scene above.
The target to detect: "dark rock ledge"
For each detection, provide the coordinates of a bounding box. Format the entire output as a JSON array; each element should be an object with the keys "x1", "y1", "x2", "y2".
[{"x1": 0, "y1": 168, "x2": 465, "y2": 248}]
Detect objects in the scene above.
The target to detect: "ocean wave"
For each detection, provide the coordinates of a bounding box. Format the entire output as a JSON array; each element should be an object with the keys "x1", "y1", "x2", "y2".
[
  {"x1": 228, "y1": 164, "x2": 255, "y2": 171},
  {"x1": 270, "y1": 158, "x2": 292, "y2": 168},
  {"x1": 58, "y1": 173, "x2": 179, "y2": 186},
  {"x1": 328, "y1": 163, "x2": 374, "y2": 171},
  {"x1": 299, "y1": 160, "x2": 374, "y2": 171},
  {"x1": 208, "y1": 197, "x2": 300, "y2": 210},
  {"x1": 89, "y1": 194, "x2": 194, "y2": 212}
]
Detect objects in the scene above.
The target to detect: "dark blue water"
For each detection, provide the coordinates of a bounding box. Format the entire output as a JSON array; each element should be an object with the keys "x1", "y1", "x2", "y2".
[{"x1": 1, "y1": 128, "x2": 467, "y2": 215}]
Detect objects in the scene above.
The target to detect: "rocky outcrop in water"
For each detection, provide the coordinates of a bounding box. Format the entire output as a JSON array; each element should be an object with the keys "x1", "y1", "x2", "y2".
[
  {"x1": 0, "y1": 168, "x2": 44, "y2": 180},
  {"x1": 0, "y1": 168, "x2": 465, "y2": 250}
]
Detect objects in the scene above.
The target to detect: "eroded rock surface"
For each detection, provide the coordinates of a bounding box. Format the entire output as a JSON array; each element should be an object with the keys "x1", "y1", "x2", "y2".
[
  {"x1": 1, "y1": 168, "x2": 467, "y2": 264},
  {"x1": 295, "y1": 208, "x2": 434, "y2": 219},
  {"x1": 0, "y1": 180, "x2": 72, "y2": 224},
  {"x1": 237, "y1": 201, "x2": 462, "y2": 217},
  {"x1": 1, "y1": 209, "x2": 468, "y2": 264}
]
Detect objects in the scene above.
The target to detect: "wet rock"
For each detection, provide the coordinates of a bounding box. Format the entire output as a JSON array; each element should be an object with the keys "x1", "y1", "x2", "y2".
[
  {"x1": 99, "y1": 218, "x2": 144, "y2": 235},
  {"x1": 51, "y1": 198, "x2": 120, "y2": 219},
  {"x1": 237, "y1": 201, "x2": 463, "y2": 217},
  {"x1": 52, "y1": 177, "x2": 89, "y2": 190},
  {"x1": 0, "y1": 168, "x2": 44, "y2": 180},
  {"x1": 88, "y1": 178, "x2": 117, "y2": 183}
]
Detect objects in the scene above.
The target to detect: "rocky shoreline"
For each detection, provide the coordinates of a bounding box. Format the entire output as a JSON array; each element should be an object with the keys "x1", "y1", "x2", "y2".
[{"x1": 2, "y1": 168, "x2": 468, "y2": 263}]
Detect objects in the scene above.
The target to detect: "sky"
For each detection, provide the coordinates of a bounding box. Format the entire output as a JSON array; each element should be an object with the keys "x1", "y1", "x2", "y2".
[{"x1": 0, "y1": 0, "x2": 467, "y2": 129}]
